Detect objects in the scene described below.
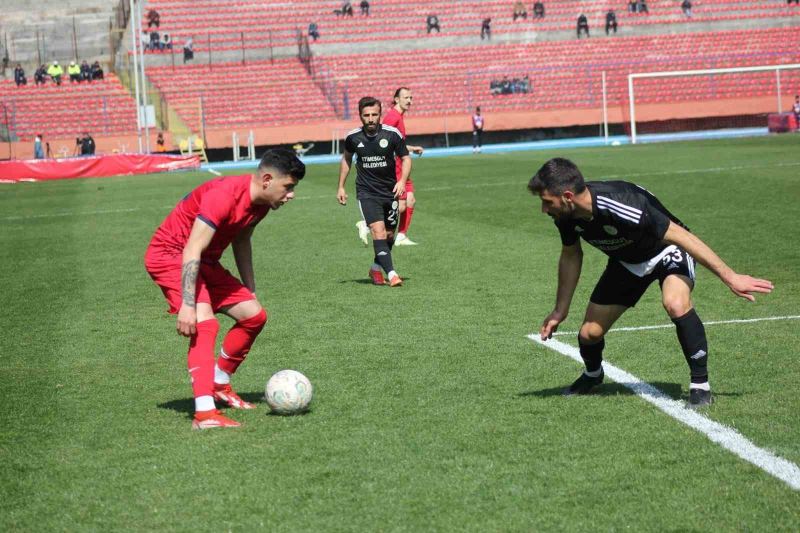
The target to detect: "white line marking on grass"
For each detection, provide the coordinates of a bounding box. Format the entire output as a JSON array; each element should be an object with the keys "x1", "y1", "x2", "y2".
[
  {"x1": 528, "y1": 335, "x2": 800, "y2": 491},
  {"x1": 552, "y1": 315, "x2": 800, "y2": 337},
  {"x1": 207, "y1": 169, "x2": 222, "y2": 176}
]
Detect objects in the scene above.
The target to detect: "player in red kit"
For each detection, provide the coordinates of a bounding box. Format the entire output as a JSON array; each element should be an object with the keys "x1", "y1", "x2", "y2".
[
  {"x1": 145, "y1": 149, "x2": 305, "y2": 429},
  {"x1": 378, "y1": 87, "x2": 424, "y2": 246}
]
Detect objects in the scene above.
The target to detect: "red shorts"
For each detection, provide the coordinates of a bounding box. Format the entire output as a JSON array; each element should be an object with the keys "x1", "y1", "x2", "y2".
[
  {"x1": 145, "y1": 254, "x2": 255, "y2": 314},
  {"x1": 399, "y1": 176, "x2": 414, "y2": 200}
]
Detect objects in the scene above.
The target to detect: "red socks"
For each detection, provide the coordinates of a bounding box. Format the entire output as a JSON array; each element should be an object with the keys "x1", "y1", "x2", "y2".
[
  {"x1": 218, "y1": 309, "x2": 267, "y2": 375},
  {"x1": 399, "y1": 206, "x2": 414, "y2": 235},
  {"x1": 187, "y1": 318, "x2": 219, "y2": 399}
]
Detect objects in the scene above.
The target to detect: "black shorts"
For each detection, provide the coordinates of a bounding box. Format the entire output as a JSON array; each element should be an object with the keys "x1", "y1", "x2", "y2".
[
  {"x1": 358, "y1": 196, "x2": 399, "y2": 228},
  {"x1": 590, "y1": 246, "x2": 696, "y2": 308}
]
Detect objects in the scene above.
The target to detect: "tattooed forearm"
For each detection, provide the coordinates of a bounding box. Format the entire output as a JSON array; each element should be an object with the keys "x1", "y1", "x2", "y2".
[{"x1": 181, "y1": 259, "x2": 200, "y2": 307}]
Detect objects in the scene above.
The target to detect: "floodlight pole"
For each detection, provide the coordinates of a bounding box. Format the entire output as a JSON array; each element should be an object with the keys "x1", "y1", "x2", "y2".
[
  {"x1": 129, "y1": 0, "x2": 142, "y2": 152},
  {"x1": 136, "y1": 0, "x2": 151, "y2": 153}
]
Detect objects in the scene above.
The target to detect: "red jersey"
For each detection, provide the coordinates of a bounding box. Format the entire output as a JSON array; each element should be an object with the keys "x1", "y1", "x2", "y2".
[
  {"x1": 383, "y1": 107, "x2": 406, "y2": 138},
  {"x1": 383, "y1": 107, "x2": 409, "y2": 182},
  {"x1": 147, "y1": 174, "x2": 269, "y2": 263}
]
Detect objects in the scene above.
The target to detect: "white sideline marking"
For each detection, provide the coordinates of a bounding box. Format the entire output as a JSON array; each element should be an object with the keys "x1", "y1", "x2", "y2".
[
  {"x1": 207, "y1": 169, "x2": 222, "y2": 176},
  {"x1": 552, "y1": 315, "x2": 800, "y2": 337},
  {"x1": 528, "y1": 335, "x2": 800, "y2": 491}
]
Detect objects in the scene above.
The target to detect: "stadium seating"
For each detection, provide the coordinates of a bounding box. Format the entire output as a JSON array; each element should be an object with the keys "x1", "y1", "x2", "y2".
[
  {"x1": 141, "y1": 0, "x2": 800, "y2": 52},
  {"x1": 142, "y1": 27, "x2": 799, "y2": 133},
  {"x1": 0, "y1": 74, "x2": 138, "y2": 142},
  {"x1": 146, "y1": 59, "x2": 338, "y2": 130}
]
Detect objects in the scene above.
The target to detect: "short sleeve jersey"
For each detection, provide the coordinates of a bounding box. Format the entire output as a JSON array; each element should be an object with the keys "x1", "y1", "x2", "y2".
[
  {"x1": 555, "y1": 180, "x2": 688, "y2": 264},
  {"x1": 147, "y1": 174, "x2": 269, "y2": 263},
  {"x1": 473, "y1": 114, "x2": 484, "y2": 131},
  {"x1": 344, "y1": 124, "x2": 409, "y2": 199},
  {"x1": 383, "y1": 107, "x2": 406, "y2": 179}
]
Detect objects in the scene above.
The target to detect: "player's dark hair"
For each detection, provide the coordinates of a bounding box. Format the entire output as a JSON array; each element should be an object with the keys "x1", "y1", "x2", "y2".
[
  {"x1": 358, "y1": 96, "x2": 381, "y2": 114},
  {"x1": 258, "y1": 148, "x2": 306, "y2": 180},
  {"x1": 528, "y1": 158, "x2": 587, "y2": 195},
  {"x1": 393, "y1": 87, "x2": 410, "y2": 100}
]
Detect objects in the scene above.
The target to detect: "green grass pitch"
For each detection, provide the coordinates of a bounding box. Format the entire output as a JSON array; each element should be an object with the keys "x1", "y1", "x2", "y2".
[{"x1": 1, "y1": 135, "x2": 799, "y2": 531}]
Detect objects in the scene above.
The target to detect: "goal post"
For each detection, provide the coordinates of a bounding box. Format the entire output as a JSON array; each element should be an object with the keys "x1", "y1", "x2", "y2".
[{"x1": 628, "y1": 63, "x2": 800, "y2": 144}]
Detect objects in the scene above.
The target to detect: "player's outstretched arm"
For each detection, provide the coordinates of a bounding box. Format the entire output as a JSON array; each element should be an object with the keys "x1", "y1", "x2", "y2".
[
  {"x1": 337, "y1": 150, "x2": 353, "y2": 205},
  {"x1": 178, "y1": 219, "x2": 216, "y2": 336},
  {"x1": 541, "y1": 242, "x2": 583, "y2": 340},
  {"x1": 407, "y1": 144, "x2": 424, "y2": 156},
  {"x1": 232, "y1": 226, "x2": 256, "y2": 293},
  {"x1": 663, "y1": 222, "x2": 774, "y2": 302}
]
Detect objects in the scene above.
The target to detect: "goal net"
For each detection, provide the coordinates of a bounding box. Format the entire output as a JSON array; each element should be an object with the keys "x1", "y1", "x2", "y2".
[{"x1": 627, "y1": 63, "x2": 800, "y2": 143}]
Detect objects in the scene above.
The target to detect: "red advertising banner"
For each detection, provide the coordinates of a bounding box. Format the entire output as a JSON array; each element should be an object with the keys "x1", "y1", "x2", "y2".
[{"x1": 0, "y1": 153, "x2": 201, "y2": 182}]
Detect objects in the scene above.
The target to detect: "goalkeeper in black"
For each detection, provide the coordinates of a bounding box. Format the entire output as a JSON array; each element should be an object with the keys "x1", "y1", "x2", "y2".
[
  {"x1": 337, "y1": 96, "x2": 411, "y2": 287},
  {"x1": 529, "y1": 158, "x2": 773, "y2": 407}
]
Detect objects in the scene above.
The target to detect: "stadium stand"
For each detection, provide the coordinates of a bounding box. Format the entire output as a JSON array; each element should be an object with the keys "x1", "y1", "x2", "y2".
[
  {"x1": 146, "y1": 59, "x2": 338, "y2": 130},
  {"x1": 141, "y1": 0, "x2": 799, "y2": 51},
  {"x1": 144, "y1": 27, "x2": 799, "y2": 134},
  {"x1": 0, "y1": 74, "x2": 138, "y2": 142}
]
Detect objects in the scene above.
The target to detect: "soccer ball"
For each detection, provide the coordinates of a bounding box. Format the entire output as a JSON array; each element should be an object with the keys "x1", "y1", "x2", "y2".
[{"x1": 265, "y1": 370, "x2": 313, "y2": 415}]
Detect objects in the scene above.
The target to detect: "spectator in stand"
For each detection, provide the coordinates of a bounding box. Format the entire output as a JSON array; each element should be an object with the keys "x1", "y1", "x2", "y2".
[
  {"x1": 533, "y1": 2, "x2": 545, "y2": 19},
  {"x1": 472, "y1": 107, "x2": 484, "y2": 154},
  {"x1": 183, "y1": 37, "x2": 194, "y2": 63},
  {"x1": 500, "y1": 75, "x2": 512, "y2": 94},
  {"x1": 577, "y1": 13, "x2": 590, "y2": 38},
  {"x1": 682, "y1": 0, "x2": 693, "y2": 17},
  {"x1": 147, "y1": 9, "x2": 160, "y2": 28},
  {"x1": 309, "y1": 22, "x2": 320, "y2": 41},
  {"x1": 150, "y1": 30, "x2": 161, "y2": 51},
  {"x1": 513, "y1": 1, "x2": 527, "y2": 20},
  {"x1": 637, "y1": 0, "x2": 649, "y2": 14},
  {"x1": 68, "y1": 61, "x2": 81, "y2": 83},
  {"x1": 426, "y1": 14, "x2": 441, "y2": 33},
  {"x1": 481, "y1": 17, "x2": 492, "y2": 40},
  {"x1": 80, "y1": 60, "x2": 91, "y2": 81},
  {"x1": 360, "y1": 0, "x2": 369, "y2": 15},
  {"x1": 77, "y1": 132, "x2": 96, "y2": 156},
  {"x1": 341, "y1": 1, "x2": 354, "y2": 16},
  {"x1": 605, "y1": 10, "x2": 617, "y2": 34},
  {"x1": 628, "y1": 0, "x2": 638, "y2": 13},
  {"x1": 34, "y1": 134, "x2": 45, "y2": 159},
  {"x1": 91, "y1": 61, "x2": 104, "y2": 80},
  {"x1": 793, "y1": 95, "x2": 800, "y2": 130},
  {"x1": 35, "y1": 64, "x2": 47, "y2": 85},
  {"x1": 142, "y1": 30, "x2": 150, "y2": 51},
  {"x1": 14, "y1": 63, "x2": 26, "y2": 86},
  {"x1": 163, "y1": 33, "x2": 173, "y2": 49},
  {"x1": 156, "y1": 132, "x2": 167, "y2": 153},
  {"x1": 789, "y1": 0, "x2": 799, "y2": 5},
  {"x1": 47, "y1": 60, "x2": 63, "y2": 85},
  {"x1": 489, "y1": 80, "x2": 501, "y2": 95},
  {"x1": 521, "y1": 74, "x2": 531, "y2": 93}
]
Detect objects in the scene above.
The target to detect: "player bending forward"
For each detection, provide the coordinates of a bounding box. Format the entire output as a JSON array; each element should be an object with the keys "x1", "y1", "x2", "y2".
[
  {"x1": 145, "y1": 149, "x2": 305, "y2": 429},
  {"x1": 338, "y1": 96, "x2": 411, "y2": 286},
  {"x1": 530, "y1": 158, "x2": 773, "y2": 407}
]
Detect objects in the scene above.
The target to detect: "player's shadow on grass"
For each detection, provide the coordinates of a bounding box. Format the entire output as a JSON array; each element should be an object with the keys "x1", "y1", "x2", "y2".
[
  {"x1": 518, "y1": 381, "x2": 684, "y2": 400},
  {"x1": 157, "y1": 392, "x2": 265, "y2": 415},
  {"x1": 339, "y1": 276, "x2": 412, "y2": 285}
]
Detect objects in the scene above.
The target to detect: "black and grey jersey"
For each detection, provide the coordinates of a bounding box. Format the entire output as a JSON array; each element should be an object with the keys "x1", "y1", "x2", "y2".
[
  {"x1": 555, "y1": 180, "x2": 689, "y2": 264},
  {"x1": 344, "y1": 124, "x2": 409, "y2": 199}
]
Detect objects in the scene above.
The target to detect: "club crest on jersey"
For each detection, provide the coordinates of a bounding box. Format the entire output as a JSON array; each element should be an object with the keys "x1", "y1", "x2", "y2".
[
  {"x1": 379, "y1": 139, "x2": 389, "y2": 148},
  {"x1": 603, "y1": 225, "x2": 618, "y2": 235}
]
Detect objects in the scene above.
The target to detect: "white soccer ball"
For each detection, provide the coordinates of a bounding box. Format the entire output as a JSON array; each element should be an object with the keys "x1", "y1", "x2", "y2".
[{"x1": 265, "y1": 370, "x2": 313, "y2": 415}]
